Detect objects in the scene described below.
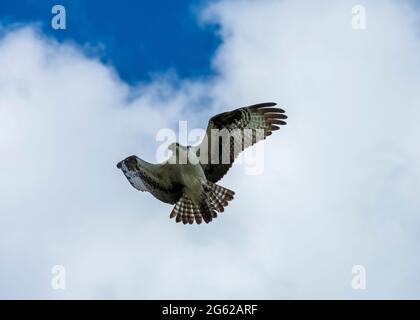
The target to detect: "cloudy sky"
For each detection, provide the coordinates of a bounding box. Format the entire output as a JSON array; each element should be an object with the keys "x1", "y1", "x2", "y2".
[{"x1": 1, "y1": 0, "x2": 420, "y2": 299}]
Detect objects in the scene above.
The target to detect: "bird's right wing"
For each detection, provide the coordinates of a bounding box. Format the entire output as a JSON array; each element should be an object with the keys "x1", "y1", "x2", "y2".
[{"x1": 119, "y1": 158, "x2": 183, "y2": 204}]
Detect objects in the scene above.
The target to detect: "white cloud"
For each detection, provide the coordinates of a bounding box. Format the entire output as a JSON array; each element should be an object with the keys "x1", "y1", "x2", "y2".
[{"x1": 1, "y1": 0, "x2": 420, "y2": 298}]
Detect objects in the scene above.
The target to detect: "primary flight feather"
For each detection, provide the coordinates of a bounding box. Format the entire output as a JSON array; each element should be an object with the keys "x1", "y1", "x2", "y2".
[{"x1": 117, "y1": 102, "x2": 287, "y2": 224}]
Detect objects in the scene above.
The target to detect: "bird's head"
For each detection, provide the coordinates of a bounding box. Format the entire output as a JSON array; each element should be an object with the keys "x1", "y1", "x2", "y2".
[
  {"x1": 168, "y1": 142, "x2": 180, "y2": 153},
  {"x1": 167, "y1": 142, "x2": 194, "y2": 164},
  {"x1": 116, "y1": 155, "x2": 139, "y2": 170},
  {"x1": 168, "y1": 142, "x2": 192, "y2": 155}
]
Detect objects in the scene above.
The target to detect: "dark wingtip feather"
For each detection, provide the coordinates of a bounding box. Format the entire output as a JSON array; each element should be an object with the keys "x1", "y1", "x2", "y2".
[
  {"x1": 262, "y1": 102, "x2": 277, "y2": 107},
  {"x1": 249, "y1": 102, "x2": 277, "y2": 110},
  {"x1": 270, "y1": 119, "x2": 287, "y2": 126},
  {"x1": 261, "y1": 108, "x2": 286, "y2": 115}
]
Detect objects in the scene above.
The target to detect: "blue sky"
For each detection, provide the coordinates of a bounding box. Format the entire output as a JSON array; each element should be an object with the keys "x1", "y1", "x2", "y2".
[
  {"x1": 1, "y1": 0, "x2": 420, "y2": 299},
  {"x1": 0, "y1": 0, "x2": 220, "y2": 83}
]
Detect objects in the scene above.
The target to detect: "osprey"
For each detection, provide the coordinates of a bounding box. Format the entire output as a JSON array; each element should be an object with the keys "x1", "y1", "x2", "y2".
[{"x1": 117, "y1": 102, "x2": 287, "y2": 224}]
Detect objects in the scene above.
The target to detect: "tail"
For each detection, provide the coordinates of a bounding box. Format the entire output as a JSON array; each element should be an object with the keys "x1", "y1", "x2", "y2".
[{"x1": 170, "y1": 182, "x2": 235, "y2": 225}]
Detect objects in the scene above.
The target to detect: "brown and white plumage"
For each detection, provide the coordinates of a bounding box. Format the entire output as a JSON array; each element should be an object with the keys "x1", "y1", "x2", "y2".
[
  {"x1": 118, "y1": 156, "x2": 184, "y2": 204},
  {"x1": 169, "y1": 183, "x2": 235, "y2": 225},
  {"x1": 117, "y1": 102, "x2": 287, "y2": 225},
  {"x1": 198, "y1": 102, "x2": 287, "y2": 183}
]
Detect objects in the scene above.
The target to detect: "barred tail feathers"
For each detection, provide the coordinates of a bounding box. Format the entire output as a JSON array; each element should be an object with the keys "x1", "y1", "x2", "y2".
[{"x1": 169, "y1": 182, "x2": 235, "y2": 224}]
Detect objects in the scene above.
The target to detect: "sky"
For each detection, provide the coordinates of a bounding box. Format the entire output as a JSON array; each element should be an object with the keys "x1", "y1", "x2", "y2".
[
  {"x1": 1, "y1": 0, "x2": 420, "y2": 299},
  {"x1": 0, "y1": 0, "x2": 220, "y2": 83}
]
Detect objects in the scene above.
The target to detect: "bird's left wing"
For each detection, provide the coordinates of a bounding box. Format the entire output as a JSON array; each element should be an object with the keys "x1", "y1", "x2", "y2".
[{"x1": 197, "y1": 102, "x2": 287, "y2": 183}]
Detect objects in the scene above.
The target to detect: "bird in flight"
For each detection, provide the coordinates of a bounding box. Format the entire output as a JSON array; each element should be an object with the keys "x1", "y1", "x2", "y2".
[{"x1": 117, "y1": 102, "x2": 287, "y2": 224}]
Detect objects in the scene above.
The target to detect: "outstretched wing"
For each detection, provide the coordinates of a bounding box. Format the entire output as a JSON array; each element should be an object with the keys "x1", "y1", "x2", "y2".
[
  {"x1": 197, "y1": 102, "x2": 287, "y2": 183},
  {"x1": 119, "y1": 157, "x2": 183, "y2": 205}
]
